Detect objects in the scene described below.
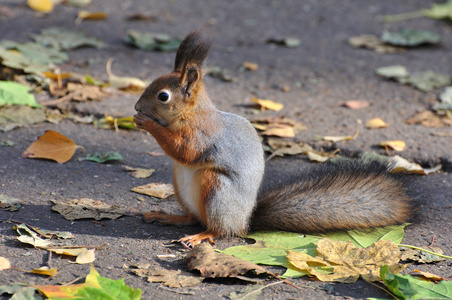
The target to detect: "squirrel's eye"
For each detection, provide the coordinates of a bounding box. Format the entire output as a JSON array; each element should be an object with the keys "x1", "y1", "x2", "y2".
[{"x1": 157, "y1": 91, "x2": 171, "y2": 102}]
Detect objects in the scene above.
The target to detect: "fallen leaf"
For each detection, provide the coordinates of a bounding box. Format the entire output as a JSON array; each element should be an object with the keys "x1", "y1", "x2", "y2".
[
  {"x1": 34, "y1": 27, "x2": 106, "y2": 50},
  {"x1": 405, "y1": 110, "x2": 452, "y2": 127},
  {"x1": 348, "y1": 34, "x2": 403, "y2": 54},
  {"x1": 0, "y1": 81, "x2": 41, "y2": 107},
  {"x1": 323, "y1": 131, "x2": 359, "y2": 142},
  {"x1": 186, "y1": 243, "x2": 269, "y2": 278},
  {"x1": 381, "y1": 29, "x2": 441, "y2": 47},
  {"x1": 0, "y1": 257, "x2": 11, "y2": 271},
  {"x1": 266, "y1": 138, "x2": 313, "y2": 157},
  {"x1": 124, "y1": 30, "x2": 181, "y2": 52},
  {"x1": 376, "y1": 65, "x2": 409, "y2": 78},
  {"x1": 390, "y1": 155, "x2": 427, "y2": 175},
  {"x1": 341, "y1": 100, "x2": 371, "y2": 110},
  {"x1": 251, "y1": 97, "x2": 284, "y2": 111},
  {"x1": 15, "y1": 224, "x2": 53, "y2": 248},
  {"x1": 106, "y1": 58, "x2": 147, "y2": 90},
  {"x1": 0, "y1": 106, "x2": 46, "y2": 132},
  {"x1": 242, "y1": 61, "x2": 259, "y2": 71},
  {"x1": 0, "y1": 284, "x2": 38, "y2": 299},
  {"x1": 27, "y1": 0, "x2": 54, "y2": 13},
  {"x1": 76, "y1": 248, "x2": 95, "y2": 264},
  {"x1": 206, "y1": 66, "x2": 237, "y2": 82},
  {"x1": 30, "y1": 266, "x2": 58, "y2": 277},
  {"x1": 287, "y1": 239, "x2": 402, "y2": 282},
  {"x1": 129, "y1": 265, "x2": 204, "y2": 287},
  {"x1": 51, "y1": 198, "x2": 127, "y2": 220},
  {"x1": 0, "y1": 194, "x2": 22, "y2": 211},
  {"x1": 65, "y1": 0, "x2": 92, "y2": 7},
  {"x1": 380, "y1": 265, "x2": 452, "y2": 300},
  {"x1": 22, "y1": 130, "x2": 84, "y2": 163},
  {"x1": 378, "y1": 140, "x2": 406, "y2": 151},
  {"x1": 260, "y1": 125, "x2": 294, "y2": 137},
  {"x1": 307, "y1": 151, "x2": 332, "y2": 163},
  {"x1": 35, "y1": 266, "x2": 142, "y2": 299},
  {"x1": 77, "y1": 11, "x2": 108, "y2": 21},
  {"x1": 43, "y1": 247, "x2": 96, "y2": 264},
  {"x1": 365, "y1": 118, "x2": 389, "y2": 129},
  {"x1": 131, "y1": 183, "x2": 174, "y2": 199},
  {"x1": 423, "y1": 1, "x2": 452, "y2": 21},
  {"x1": 124, "y1": 166, "x2": 155, "y2": 178},
  {"x1": 78, "y1": 151, "x2": 123, "y2": 163},
  {"x1": 400, "y1": 246, "x2": 446, "y2": 263},
  {"x1": 411, "y1": 270, "x2": 446, "y2": 282}
]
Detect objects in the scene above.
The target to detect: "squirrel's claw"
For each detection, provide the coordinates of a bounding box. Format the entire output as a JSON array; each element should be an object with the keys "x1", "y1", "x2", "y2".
[{"x1": 179, "y1": 232, "x2": 216, "y2": 248}]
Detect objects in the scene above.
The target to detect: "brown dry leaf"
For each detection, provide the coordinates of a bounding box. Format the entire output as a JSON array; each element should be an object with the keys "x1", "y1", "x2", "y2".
[
  {"x1": 341, "y1": 100, "x2": 371, "y2": 110},
  {"x1": 129, "y1": 265, "x2": 204, "y2": 288},
  {"x1": 400, "y1": 246, "x2": 445, "y2": 263},
  {"x1": 124, "y1": 166, "x2": 155, "y2": 178},
  {"x1": 27, "y1": 0, "x2": 54, "y2": 13},
  {"x1": 77, "y1": 11, "x2": 108, "y2": 21},
  {"x1": 186, "y1": 243, "x2": 269, "y2": 278},
  {"x1": 405, "y1": 110, "x2": 452, "y2": 128},
  {"x1": 261, "y1": 125, "x2": 295, "y2": 138},
  {"x1": 378, "y1": 140, "x2": 406, "y2": 151},
  {"x1": 267, "y1": 138, "x2": 313, "y2": 156},
  {"x1": 365, "y1": 118, "x2": 389, "y2": 129},
  {"x1": 287, "y1": 239, "x2": 402, "y2": 283},
  {"x1": 251, "y1": 97, "x2": 284, "y2": 111},
  {"x1": 66, "y1": 83, "x2": 107, "y2": 102},
  {"x1": 0, "y1": 257, "x2": 11, "y2": 271},
  {"x1": 51, "y1": 198, "x2": 126, "y2": 220},
  {"x1": 131, "y1": 183, "x2": 174, "y2": 199},
  {"x1": 390, "y1": 155, "x2": 426, "y2": 175},
  {"x1": 411, "y1": 270, "x2": 447, "y2": 282},
  {"x1": 22, "y1": 130, "x2": 84, "y2": 163},
  {"x1": 30, "y1": 266, "x2": 58, "y2": 277},
  {"x1": 348, "y1": 35, "x2": 403, "y2": 54},
  {"x1": 242, "y1": 62, "x2": 259, "y2": 71},
  {"x1": 106, "y1": 58, "x2": 147, "y2": 91}
]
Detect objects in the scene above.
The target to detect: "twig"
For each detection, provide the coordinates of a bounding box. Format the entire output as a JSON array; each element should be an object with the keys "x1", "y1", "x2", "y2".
[
  {"x1": 40, "y1": 91, "x2": 77, "y2": 106},
  {"x1": 95, "y1": 243, "x2": 109, "y2": 252},
  {"x1": 398, "y1": 244, "x2": 452, "y2": 260},
  {"x1": 428, "y1": 235, "x2": 435, "y2": 247},
  {"x1": 235, "y1": 280, "x2": 285, "y2": 300},
  {"x1": 378, "y1": 10, "x2": 425, "y2": 23},
  {"x1": 62, "y1": 276, "x2": 84, "y2": 286},
  {"x1": 46, "y1": 251, "x2": 53, "y2": 268}
]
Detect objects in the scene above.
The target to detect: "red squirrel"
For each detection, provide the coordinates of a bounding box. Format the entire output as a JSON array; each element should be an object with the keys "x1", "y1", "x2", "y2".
[{"x1": 134, "y1": 31, "x2": 412, "y2": 247}]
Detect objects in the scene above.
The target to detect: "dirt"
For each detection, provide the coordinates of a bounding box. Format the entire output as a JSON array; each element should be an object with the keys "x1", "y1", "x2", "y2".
[{"x1": 0, "y1": 1, "x2": 451, "y2": 299}]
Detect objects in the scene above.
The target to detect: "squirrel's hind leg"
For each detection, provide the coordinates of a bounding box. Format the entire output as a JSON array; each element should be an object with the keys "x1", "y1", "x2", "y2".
[{"x1": 143, "y1": 211, "x2": 198, "y2": 225}]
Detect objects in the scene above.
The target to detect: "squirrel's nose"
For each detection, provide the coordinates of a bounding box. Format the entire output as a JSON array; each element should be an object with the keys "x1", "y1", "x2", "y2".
[{"x1": 134, "y1": 101, "x2": 141, "y2": 113}]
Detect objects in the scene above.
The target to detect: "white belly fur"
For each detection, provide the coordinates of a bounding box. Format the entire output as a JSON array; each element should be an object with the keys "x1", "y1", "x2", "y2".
[{"x1": 174, "y1": 162, "x2": 202, "y2": 219}]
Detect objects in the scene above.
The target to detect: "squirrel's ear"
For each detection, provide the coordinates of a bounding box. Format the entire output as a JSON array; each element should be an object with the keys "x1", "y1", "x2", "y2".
[
  {"x1": 173, "y1": 31, "x2": 211, "y2": 73},
  {"x1": 181, "y1": 64, "x2": 201, "y2": 97}
]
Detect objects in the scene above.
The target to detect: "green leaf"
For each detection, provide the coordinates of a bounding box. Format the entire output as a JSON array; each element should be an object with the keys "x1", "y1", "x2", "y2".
[
  {"x1": 0, "y1": 81, "x2": 40, "y2": 107},
  {"x1": 36, "y1": 265, "x2": 141, "y2": 300},
  {"x1": 78, "y1": 151, "x2": 123, "y2": 163},
  {"x1": 33, "y1": 27, "x2": 106, "y2": 51},
  {"x1": 402, "y1": 71, "x2": 451, "y2": 92},
  {"x1": 0, "y1": 40, "x2": 68, "y2": 65},
  {"x1": 380, "y1": 265, "x2": 452, "y2": 299},
  {"x1": 124, "y1": 30, "x2": 181, "y2": 52},
  {"x1": 381, "y1": 29, "x2": 440, "y2": 47},
  {"x1": 422, "y1": 1, "x2": 452, "y2": 20},
  {"x1": 376, "y1": 65, "x2": 409, "y2": 78}
]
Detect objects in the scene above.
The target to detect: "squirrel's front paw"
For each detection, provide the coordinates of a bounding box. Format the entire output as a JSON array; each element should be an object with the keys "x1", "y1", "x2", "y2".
[
  {"x1": 179, "y1": 232, "x2": 216, "y2": 248},
  {"x1": 143, "y1": 212, "x2": 196, "y2": 225}
]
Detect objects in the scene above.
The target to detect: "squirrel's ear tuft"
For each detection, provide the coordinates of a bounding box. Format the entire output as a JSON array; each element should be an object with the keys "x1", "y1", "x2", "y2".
[{"x1": 174, "y1": 31, "x2": 211, "y2": 73}]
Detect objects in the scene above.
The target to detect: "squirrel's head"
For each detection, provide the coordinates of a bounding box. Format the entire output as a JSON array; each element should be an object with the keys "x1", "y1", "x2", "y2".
[{"x1": 135, "y1": 31, "x2": 212, "y2": 128}]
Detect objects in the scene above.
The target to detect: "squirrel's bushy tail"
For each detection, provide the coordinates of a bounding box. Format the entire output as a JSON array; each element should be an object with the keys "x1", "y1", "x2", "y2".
[{"x1": 251, "y1": 159, "x2": 412, "y2": 233}]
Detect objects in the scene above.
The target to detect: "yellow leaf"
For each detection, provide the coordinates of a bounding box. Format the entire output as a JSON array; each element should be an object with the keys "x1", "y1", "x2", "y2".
[
  {"x1": 341, "y1": 100, "x2": 371, "y2": 110},
  {"x1": 132, "y1": 183, "x2": 174, "y2": 199},
  {"x1": 323, "y1": 132, "x2": 358, "y2": 142},
  {"x1": 411, "y1": 270, "x2": 446, "y2": 282},
  {"x1": 389, "y1": 155, "x2": 426, "y2": 175},
  {"x1": 251, "y1": 97, "x2": 284, "y2": 111},
  {"x1": 365, "y1": 118, "x2": 389, "y2": 129},
  {"x1": 378, "y1": 140, "x2": 406, "y2": 151},
  {"x1": 77, "y1": 11, "x2": 108, "y2": 20},
  {"x1": 27, "y1": 0, "x2": 54, "y2": 13},
  {"x1": 0, "y1": 257, "x2": 11, "y2": 271},
  {"x1": 30, "y1": 266, "x2": 58, "y2": 277},
  {"x1": 260, "y1": 125, "x2": 295, "y2": 137},
  {"x1": 75, "y1": 248, "x2": 95, "y2": 264},
  {"x1": 242, "y1": 61, "x2": 259, "y2": 71},
  {"x1": 307, "y1": 151, "x2": 330, "y2": 163},
  {"x1": 22, "y1": 130, "x2": 84, "y2": 163},
  {"x1": 124, "y1": 166, "x2": 155, "y2": 178},
  {"x1": 287, "y1": 239, "x2": 403, "y2": 283},
  {"x1": 106, "y1": 58, "x2": 146, "y2": 90}
]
